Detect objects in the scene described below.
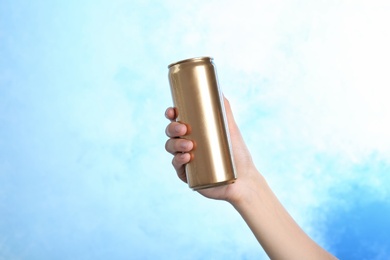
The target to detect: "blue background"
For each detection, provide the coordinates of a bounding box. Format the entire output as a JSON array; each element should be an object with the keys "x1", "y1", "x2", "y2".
[{"x1": 1, "y1": 1, "x2": 390, "y2": 259}]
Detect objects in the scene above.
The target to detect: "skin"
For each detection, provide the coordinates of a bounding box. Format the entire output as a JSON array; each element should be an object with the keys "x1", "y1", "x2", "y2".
[{"x1": 165, "y1": 97, "x2": 337, "y2": 260}]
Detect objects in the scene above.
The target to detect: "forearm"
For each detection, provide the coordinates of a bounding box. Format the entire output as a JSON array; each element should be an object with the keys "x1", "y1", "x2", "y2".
[{"x1": 231, "y1": 172, "x2": 336, "y2": 260}]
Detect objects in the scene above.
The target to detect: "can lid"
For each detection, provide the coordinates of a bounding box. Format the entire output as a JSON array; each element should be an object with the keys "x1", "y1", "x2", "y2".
[{"x1": 168, "y1": 56, "x2": 213, "y2": 68}]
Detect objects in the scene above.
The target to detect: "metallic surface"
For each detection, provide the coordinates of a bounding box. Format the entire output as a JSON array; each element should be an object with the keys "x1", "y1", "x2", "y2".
[{"x1": 168, "y1": 57, "x2": 237, "y2": 190}]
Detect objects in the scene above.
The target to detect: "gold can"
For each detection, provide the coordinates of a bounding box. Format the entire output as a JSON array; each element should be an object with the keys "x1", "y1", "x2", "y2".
[{"x1": 168, "y1": 57, "x2": 237, "y2": 190}]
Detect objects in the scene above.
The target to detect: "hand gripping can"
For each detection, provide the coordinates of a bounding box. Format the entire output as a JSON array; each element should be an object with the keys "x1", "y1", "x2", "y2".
[{"x1": 168, "y1": 57, "x2": 237, "y2": 190}]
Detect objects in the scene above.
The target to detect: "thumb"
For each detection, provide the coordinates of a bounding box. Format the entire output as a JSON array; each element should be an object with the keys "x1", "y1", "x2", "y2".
[{"x1": 223, "y1": 96, "x2": 240, "y2": 138}]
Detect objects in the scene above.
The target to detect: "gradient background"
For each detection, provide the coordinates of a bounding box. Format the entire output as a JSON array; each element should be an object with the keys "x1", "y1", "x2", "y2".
[{"x1": 1, "y1": 1, "x2": 390, "y2": 259}]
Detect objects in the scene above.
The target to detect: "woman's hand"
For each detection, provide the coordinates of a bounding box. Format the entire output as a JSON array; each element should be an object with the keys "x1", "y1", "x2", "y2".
[{"x1": 164, "y1": 97, "x2": 262, "y2": 204}]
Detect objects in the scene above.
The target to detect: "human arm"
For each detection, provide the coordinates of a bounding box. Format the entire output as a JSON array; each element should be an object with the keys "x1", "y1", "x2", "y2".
[{"x1": 164, "y1": 97, "x2": 337, "y2": 259}]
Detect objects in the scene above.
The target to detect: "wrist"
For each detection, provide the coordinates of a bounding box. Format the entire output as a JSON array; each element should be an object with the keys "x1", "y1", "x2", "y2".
[{"x1": 227, "y1": 168, "x2": 267, "y2": 207}]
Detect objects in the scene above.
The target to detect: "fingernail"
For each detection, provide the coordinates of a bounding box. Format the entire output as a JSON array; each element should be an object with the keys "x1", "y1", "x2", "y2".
[
  {"x1": 174, "y1": 125, "x2": 182, "y2": 133},
  {"x1": 180, "y1": 142, "x2": 188, "y2": 149}
]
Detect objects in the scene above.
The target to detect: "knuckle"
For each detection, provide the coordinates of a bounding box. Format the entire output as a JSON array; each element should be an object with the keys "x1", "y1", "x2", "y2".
[
  {"x1": 171, "y1": 157, "x2": 176, "y2": 167},
  {"x1": 165, "y1": 139, "x2": 171, "y2": 152},
  {"x1": 172, "y1": 155, "x2": 181, "y2": 169},
  {"x1": 166, "y1": 122, "x2": 177, "y2": 137},
  {"x1": 165, "y1": 125, "x2": 171, "y2": 137},
  {"x1": 165, "y1": 107, "x2": 171, "y2": 119}
]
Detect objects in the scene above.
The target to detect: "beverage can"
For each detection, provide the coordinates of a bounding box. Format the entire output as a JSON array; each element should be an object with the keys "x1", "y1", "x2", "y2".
[{"x1": 168, "y1": 57, "x2": 237, "y2": 190}]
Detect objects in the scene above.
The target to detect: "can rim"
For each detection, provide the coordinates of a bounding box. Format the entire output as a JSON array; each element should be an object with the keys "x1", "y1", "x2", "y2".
[{"x1": 168, "y1": 56, "x2": 213, "y2": 68}]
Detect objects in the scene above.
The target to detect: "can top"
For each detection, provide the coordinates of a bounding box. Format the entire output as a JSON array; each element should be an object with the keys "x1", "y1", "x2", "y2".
[{"x1": 168, "y1": 56, "x2": 213, "y2": 68}]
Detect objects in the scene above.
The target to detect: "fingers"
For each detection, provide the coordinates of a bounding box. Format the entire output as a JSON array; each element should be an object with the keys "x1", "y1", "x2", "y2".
[
  {"x1": 172, "y1": 153, "x2": 191, "y2": 183},
  {"x1": 165, "y1": 106, "x2": 192, "y2": 183},
  {"x1": 165, "y1": 138, "x2": 193, "y2": 155},
  {"x1": 165, "y1": 122, "x2": 187, "y2": 137},
  {"x1": 223, "y1": 96, "x2": 235, "y2": 125},
  {"x1": 164, "y1": 118, "x2": 193, "y2": 155},
  {"x1": 165, "y1": 107, "x2": 177, "y2": 121},
  {"x1": 223, "y1": 96, "x2": 240, "y2": 137}
]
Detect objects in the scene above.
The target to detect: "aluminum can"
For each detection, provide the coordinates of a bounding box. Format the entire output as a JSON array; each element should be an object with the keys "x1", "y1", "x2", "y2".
[{"x1": 168, "y1": 57, "x2": 237, "y2": 190}]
